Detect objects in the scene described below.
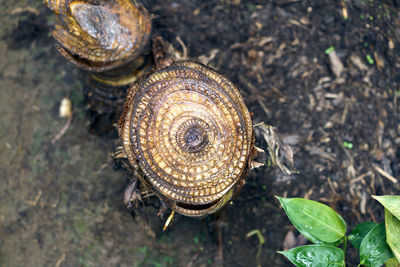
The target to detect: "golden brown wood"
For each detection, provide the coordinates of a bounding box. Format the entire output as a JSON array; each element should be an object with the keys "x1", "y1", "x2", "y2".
[
  {"x1": 44, "y1": 0, "x2": 153, "y2": 120},
  {"x1": 119, "y1": 61, "x2": 255, "y2": 217},
  {"x1": 44, "y1": 0, "x2": 151, "y2": 72}
]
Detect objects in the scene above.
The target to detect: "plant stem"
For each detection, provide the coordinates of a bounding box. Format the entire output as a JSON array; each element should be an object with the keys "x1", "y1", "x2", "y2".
[{"x1": 343, "y1": 236, "x2": 348, "y2": 254}]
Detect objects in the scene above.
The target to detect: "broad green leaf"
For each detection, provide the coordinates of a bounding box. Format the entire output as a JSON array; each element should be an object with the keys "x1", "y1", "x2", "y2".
[
  {"x1": 385, "y1": 209, "x2": 400, "y2": 263},
  {"x1": 385, "y1": 257, "x2": 400, "y2": 267},
  {"x1": 327, "y1": 238, "x2": 345, "y2": 248},
  {"x1": 278, "y1": 245, "x2": 345, "y2": 267},
  {"x1": 348, "y1": 222, "x2": 378, "y2": 250},
  {"x1": 373, "y1": 196, "x2": 400, "y2": 221},
  {"x1": 360, "y1": 223, "x2": 393, "y2": 267},
  {"x1": 277, "y1": 197, "x2": 347, "y2": 243}
]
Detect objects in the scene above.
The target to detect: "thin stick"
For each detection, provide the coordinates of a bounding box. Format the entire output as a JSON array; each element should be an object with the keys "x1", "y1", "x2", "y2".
[
  {"x1": 55, "y1": 253, "x2": 66, "y2": 267},
  {"x1": 176, "y1": 36, "x2": 188, "y2": 59},
  {"x1": 327, "y1": 177, "x2": 337, "y2": 195},
  {"x1": 24, "y1": 189, "x2": 42, "y2": 206},
  {"x1": 51, "y1": 115, "x2": 72, "y2": 144},
  {"x1": 373, "y1": 165, "x2": 398, "y2": 184},
  {"x1": 214, "y1": 219, "x2": 224, "y2": 266},
  {"x1": 349, "y1": 172, "x2": 372, "y2": 184}
]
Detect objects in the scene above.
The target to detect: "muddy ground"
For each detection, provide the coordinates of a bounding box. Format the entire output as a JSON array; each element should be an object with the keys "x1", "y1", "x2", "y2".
[{"x1": 0, "y1": 0, "x2": 399, "y2": 266}]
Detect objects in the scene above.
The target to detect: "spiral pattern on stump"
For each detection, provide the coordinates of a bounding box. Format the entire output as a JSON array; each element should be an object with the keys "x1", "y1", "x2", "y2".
[{"x1": 119, "y1": 61, "x2": 254, "y2": 216}]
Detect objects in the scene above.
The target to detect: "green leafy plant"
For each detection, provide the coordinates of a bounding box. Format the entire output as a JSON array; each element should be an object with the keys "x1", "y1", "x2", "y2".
[{"x1": 276, "y1": 196, "x2": 400, "y2": 267}]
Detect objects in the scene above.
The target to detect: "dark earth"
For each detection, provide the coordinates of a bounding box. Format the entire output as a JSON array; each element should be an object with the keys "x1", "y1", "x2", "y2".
[{"x1": 1, "y1": 0, "x2": 399, "y2": 266}]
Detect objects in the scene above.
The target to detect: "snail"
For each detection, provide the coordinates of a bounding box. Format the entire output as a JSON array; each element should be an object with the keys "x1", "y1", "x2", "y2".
[
  {"x1": 43, "y1": 0, "x2": 152, "y2": 118},
  {"x1": 118, "y1": 60, "x2": 257, "y2": 218}
]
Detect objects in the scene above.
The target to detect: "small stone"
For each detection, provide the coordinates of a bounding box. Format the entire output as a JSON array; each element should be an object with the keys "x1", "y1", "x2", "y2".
[{"x1": 59, "y1": 97, "x2": 72, "y2": 118}]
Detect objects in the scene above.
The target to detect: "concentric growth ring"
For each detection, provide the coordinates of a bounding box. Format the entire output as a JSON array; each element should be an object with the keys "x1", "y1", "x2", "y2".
[{"x1": 119, "y1": 61, "x2": 254, "y2": 216}]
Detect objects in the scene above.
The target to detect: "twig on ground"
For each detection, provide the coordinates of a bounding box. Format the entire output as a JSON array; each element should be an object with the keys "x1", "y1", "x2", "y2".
[
  {"x1": 186, "y1": 252, "x2": 199, "y2": 267},
  {"x1": 367, "y1": 207, "x2": 377, "y2": 223},
  {"x1": 55, "y1": 253, "x2": 66, "y2": 267},
  {"x1": 52, "y1": 97, "x2": 73, "y2": 144},
  {"x1": 213, "y1": 219, "x2": 224, "y2": 267},
  {"x1": 238, "y1": 75, "x2": 270, "y2": 116},
  {"x1": 24, "y1": 189, "x2": 42, "y2": 206},
  {"x1": 176, "y1": 36, "x2": 188, "y2": 59},
  {"x1": 349, "y1": 172, "x2": 372, "y2": 184},
  {"x1": 360, "y1": 191, "x2": 367, "y2": 214},
  {"x1": 51, "y1": 116, "x2": 72, "y2": 144},
  {"x1": 327, "y1": 177, "x2": 337, "y2": 195},
  {"x1": 372, "y1": 164, "x2": 398, "y2": 184}
]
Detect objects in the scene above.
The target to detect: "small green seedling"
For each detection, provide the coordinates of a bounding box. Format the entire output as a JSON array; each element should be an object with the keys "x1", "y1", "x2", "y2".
[
  {"x1": 366, "y1": 54, "x2": 375, "y2": 65},
  {"x1": 247, "y1": 229, "x2": 265, "y2": 267},
  {"x1": 325, "y1": 46, "x2": 335, "y2": 55},
  {"x1": 343, "y1": 141, "x2": 354, "y2": 149}
]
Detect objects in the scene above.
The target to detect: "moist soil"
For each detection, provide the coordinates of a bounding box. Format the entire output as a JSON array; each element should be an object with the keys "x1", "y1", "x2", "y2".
[{"x1": 0, "y1": 0, "x2": 399, "y2": 266}]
